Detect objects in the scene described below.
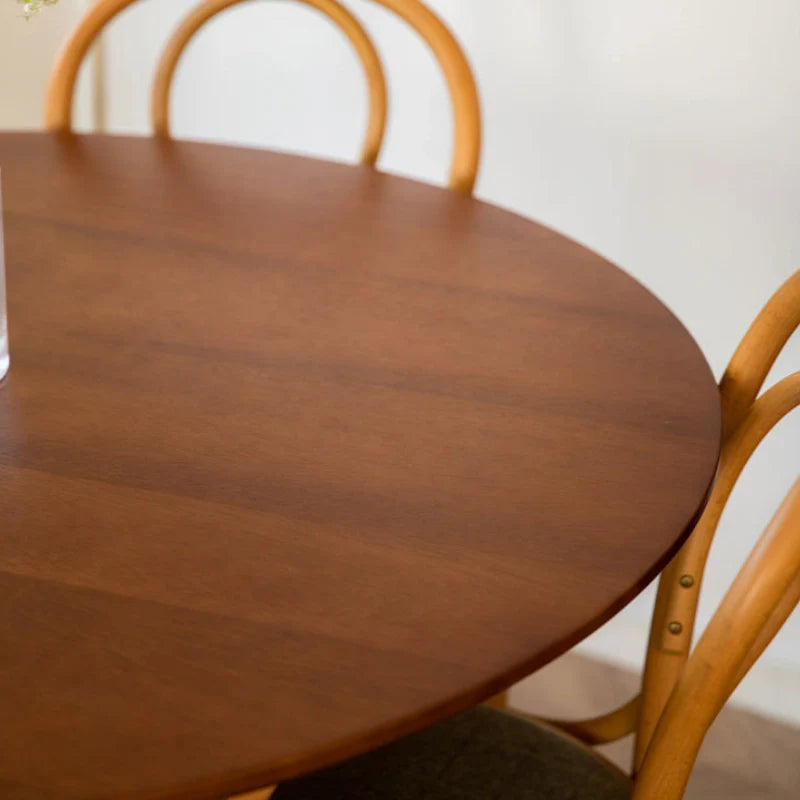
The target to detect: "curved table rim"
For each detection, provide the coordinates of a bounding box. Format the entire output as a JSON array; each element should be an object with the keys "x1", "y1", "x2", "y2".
[{"x1": 0, "y1": 132, "x2": 721, "y2": 800}]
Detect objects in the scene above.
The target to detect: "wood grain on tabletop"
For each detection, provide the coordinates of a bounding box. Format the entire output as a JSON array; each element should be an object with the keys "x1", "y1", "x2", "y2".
[{"x1": 0, "y1": 133, "x2": 720, "y2": 800}]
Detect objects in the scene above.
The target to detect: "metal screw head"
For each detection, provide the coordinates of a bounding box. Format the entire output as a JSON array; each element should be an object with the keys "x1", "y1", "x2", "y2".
[
  {"x1": 667, "y1": 621, "x2": 683, "y2": 635},
  {"x1": 679, "y1": 574, "x2": 694, "y2": 588}
]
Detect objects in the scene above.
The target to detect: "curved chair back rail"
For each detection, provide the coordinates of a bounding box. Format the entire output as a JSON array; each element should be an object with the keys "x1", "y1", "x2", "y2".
[
  {"x1": 363, "y1": 0, "x2": 481, "y2": 192},
  {"x1": 634, "y1": 271, "x2": 800, "y2": 770},
  {"x1": 151, "y1": 0, "x2": 387, "y2": 166},
  {"x1": 720, "y1": 269, "x2": 800, "y2": 437},
  {"x1": 632, "y1": 478, "x2": 800, "y2": 799},
  {"x1": 531, "y1": 269, "x2": 800, "y2": 793},
  {"x1": 44, "y1": 0, "x2": 481, "y2": 193},
  {"x1": 44, "y1": 0, "x2": 386, "y2": 166}
]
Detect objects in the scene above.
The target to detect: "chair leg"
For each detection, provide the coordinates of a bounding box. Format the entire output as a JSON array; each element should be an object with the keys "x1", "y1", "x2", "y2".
[
  {"x1": 230, "y1": 787, "x2": 275, "y2": 799},
  {"x1": 484, "y1": 690, "x2": 509, "y2": 709}
]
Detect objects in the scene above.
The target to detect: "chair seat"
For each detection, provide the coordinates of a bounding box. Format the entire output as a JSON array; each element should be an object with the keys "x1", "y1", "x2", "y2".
[{"x1": 273, "y1": 706, "x2": 632, "y2": 800}]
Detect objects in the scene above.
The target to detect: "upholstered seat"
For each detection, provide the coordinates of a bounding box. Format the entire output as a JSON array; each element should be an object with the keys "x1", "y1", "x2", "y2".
[{"x1": 273, "y1": 706, "x2": 631, "y2": 800}]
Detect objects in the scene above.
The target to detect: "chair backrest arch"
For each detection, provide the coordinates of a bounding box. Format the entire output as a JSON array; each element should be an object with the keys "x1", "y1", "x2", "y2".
[
  {"x1": 45, "y1": 0, "x2": 481, "y2": 192},
  {"x1": 536, "y1": 270, "x2": 800, "y2": 800}
]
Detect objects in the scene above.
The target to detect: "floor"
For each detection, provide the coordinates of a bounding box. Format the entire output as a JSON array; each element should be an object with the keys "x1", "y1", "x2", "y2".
[
  {"x1": 511, "y1": 651, "x2": 800, "y2": 799},
  {"x1": 234, "y1": 651, "x2": 800, "y2": 799}
]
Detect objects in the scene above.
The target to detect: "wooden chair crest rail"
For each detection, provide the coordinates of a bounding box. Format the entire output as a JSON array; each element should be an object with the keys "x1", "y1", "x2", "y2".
[{"x1": 44, "y1": 0, "x2": 481, "y2": 192}]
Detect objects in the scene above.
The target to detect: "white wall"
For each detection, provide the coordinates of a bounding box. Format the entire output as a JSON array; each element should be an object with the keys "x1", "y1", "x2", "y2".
[
  {"x1": 4, "y1": 0, "x2": 799, "y2": 723},
  {"x1": 0, "y1": 0, "x2": 93, "y2": 129}
]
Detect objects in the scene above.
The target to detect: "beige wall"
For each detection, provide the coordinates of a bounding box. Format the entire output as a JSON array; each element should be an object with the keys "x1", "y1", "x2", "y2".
[{"x1": 0, "y1": 0, "x2": 92, "y2": 130}]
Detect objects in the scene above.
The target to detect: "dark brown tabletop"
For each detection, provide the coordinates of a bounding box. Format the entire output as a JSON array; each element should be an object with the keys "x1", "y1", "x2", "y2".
[{"x1": 0, "y1": 133, "x2": 720, "y2": 800}]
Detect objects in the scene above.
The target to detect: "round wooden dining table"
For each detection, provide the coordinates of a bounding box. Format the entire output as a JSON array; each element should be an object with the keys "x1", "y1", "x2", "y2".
[{"x1": 0, "y1": 133, "x2": 720, "y2": 800}]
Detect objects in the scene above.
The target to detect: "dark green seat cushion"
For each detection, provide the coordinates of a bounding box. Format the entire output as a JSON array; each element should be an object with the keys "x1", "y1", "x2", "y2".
[{"x1": 273, "y1": 706, "x2": 631, "y2": 800}]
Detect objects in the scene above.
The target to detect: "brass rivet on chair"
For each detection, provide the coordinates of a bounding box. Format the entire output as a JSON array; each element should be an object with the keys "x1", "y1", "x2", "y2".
[
  {"x1": 667, "y1": 621, "x2": 683, "y2": 635},
  {"x1": 679, "y1": 574, "x2": 694, "y2": 588}
]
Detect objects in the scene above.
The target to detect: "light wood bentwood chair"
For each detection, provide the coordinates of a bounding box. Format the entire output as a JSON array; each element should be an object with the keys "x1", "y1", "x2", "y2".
[
  {"x1": 44, "y1": 0, "x2": 481, "y2": 193},
  {"x1": 261, "y1": 270, "x2": 800, "y2": 799}
]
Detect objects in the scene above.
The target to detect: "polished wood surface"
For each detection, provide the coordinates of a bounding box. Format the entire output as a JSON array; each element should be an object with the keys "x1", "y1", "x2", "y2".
[{"x1": 0, "y1": 133, "x2": 720, "y2": 800}]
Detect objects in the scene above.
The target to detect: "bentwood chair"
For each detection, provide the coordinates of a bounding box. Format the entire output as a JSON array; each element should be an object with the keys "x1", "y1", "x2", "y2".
[
  {"x1": 241, "y1": 270, "x2": 800, "y2": 800},
  {"x1": 44, "y1": 0, "x2": 481, "y2": 193}
]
